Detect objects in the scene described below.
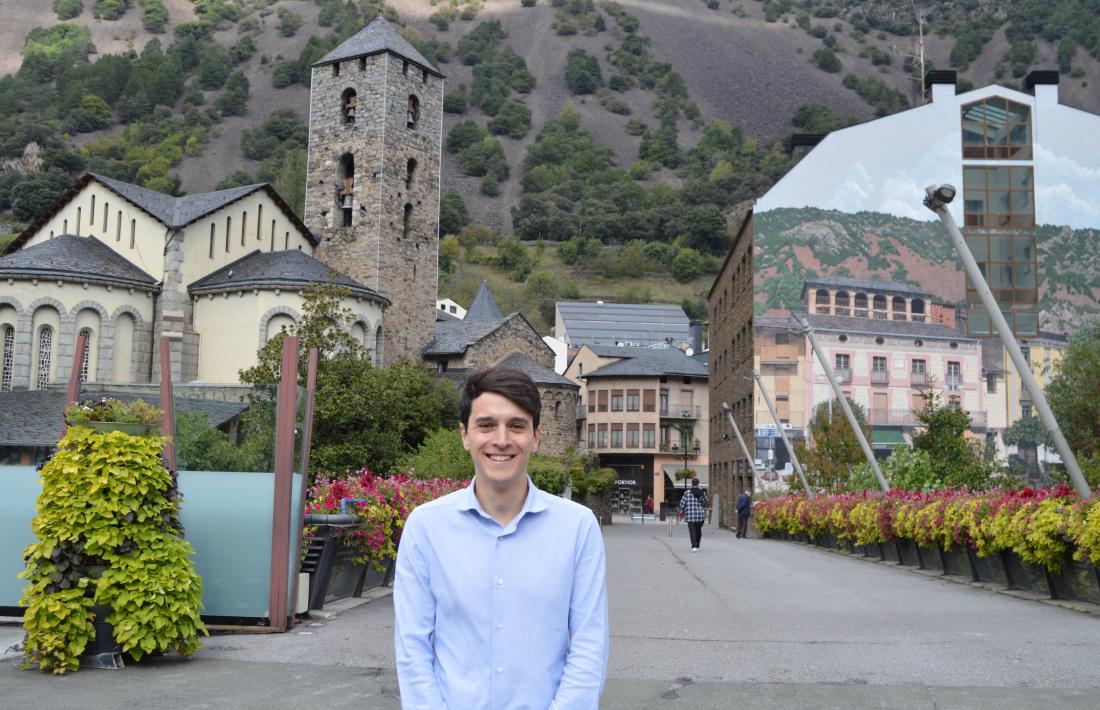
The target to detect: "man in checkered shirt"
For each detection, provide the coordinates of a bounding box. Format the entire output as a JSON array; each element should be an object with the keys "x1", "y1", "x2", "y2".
[{"x1": 678, "y1": 478, "x2": 709, "y2": 552}]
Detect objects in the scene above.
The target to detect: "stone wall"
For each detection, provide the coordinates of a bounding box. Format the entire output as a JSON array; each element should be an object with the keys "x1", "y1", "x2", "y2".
[
  {"x1": 307, "y1": 48, "x2": 443, "y2": 365},
  {"x1": 707, "y1": 213, "x2": 756, "y2": 531},
  {"x1": 537, "y1": 384, "x2": 579, "y2": 458},
  {"x1": 578, "y1": 490, "x2": 613, "y2": 526},
  {"x1": 460, "y1": 317, "x2": 555, "y2": 371}
]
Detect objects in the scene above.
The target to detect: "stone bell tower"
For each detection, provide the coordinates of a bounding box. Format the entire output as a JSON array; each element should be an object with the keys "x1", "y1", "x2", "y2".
[{"x1": 305, "y1": 17, "x2": 444, "y2": 363}]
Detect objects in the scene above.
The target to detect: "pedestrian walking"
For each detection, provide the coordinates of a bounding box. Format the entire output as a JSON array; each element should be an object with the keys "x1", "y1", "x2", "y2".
[
  {"x1": 394, "y1": 366, "x2": 609, "y2": 709},
  {"x1": 736, "y1": 488, "x2": 752, "y2": 539},
  {"x1": 678, "y1": 478, "x2": 708, "y2": 552}
]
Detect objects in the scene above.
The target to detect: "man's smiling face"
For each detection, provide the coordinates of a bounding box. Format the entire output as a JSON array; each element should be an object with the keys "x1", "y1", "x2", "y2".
[{"x1": 461, "y1": 391, "x2": 540, "y2": 491}]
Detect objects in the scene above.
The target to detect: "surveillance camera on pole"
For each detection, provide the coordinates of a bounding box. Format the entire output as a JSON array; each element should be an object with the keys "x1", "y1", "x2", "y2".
[{"x1": 923, "y1": 184, "x2": 1090, "y2": 498}]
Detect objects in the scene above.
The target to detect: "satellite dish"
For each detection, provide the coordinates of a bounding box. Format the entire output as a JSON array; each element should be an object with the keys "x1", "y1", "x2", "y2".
[{"x1": 685, "y1": 347, "x2": 694, "y2": 356}]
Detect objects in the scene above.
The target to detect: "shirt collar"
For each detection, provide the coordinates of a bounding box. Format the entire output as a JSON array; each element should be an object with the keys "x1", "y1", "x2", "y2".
[{"x1": 457, "y1": 475, "x2": 551, "y2": 517}]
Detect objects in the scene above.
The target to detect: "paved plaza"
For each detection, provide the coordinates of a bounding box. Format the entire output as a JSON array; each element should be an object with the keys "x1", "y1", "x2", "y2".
[{"x1": 3, "y1": 520, "x2": 1100, "y2": 709}]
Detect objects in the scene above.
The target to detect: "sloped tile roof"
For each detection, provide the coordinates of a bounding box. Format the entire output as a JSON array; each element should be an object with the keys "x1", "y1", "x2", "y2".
[
  {"x1": 796, "y1": 311, "x2": 974, "y2": 341},
  {"x1": 466, "y1": 280, "x2": 503, "y2": 321},
  {"x1": 188, "y1": 249, "x2": 388, "y2": 304},
  {"x1": 0, "y1": 390, "x2": 247, "y2": 448},
  {"x1": 556, "y1": 301, "x2": 691, "y2": 348},
  {"x1": 314, "y1": 16, "x2": 442, "y2": 75},
  {"x1": 496, "y1": 352, "x2": 578, "y2": 388},
  {"x1": 0, "y1": 235, "x2": 157, "y2": 289},
  {"x1": 422, "y1": 317, "x2": 509, "y2": 356},
  {"x1": 93, "y1": 174, "x2": 266, "y2": 229},
  {"x1": 584, "y1": 346, "x2": 709, "y2": 379}
]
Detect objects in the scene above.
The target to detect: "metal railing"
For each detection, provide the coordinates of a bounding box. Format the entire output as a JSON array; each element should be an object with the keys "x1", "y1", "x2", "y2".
[
  {"x1": 834, "y1": 367, "x2": 852, "y2": 383},
  {"x1": 870, "y1": 370, "x2": 889, "y2": 385},
  {"x1": 659, "y1": 405, "x2": 701, "y2": 419},
  {"x1": 910, "y1": 371, "x2": 928, "y2": 387}
]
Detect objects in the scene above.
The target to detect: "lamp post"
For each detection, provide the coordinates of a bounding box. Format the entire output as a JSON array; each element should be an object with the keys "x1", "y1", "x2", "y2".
[{"x1": 922, "y1": 184, "x2": 1090, "y2": 498}]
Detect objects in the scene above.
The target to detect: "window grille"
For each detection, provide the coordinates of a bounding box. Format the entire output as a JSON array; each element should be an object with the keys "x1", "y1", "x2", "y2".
[
  {"x1": 1, "y1": 325, "x2": 13, "y2": 391},
  {"x1": 36, "y1": 326, "x2": 53, "y2": 389}
]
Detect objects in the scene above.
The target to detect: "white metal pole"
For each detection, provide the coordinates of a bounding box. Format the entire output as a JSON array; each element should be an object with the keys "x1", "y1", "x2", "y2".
[
  {"x1": 751, "y1": 371, "x2": 814, "y2": 498},
  {"x1": 797, "y1": 317, "x2": 891, "y2": 492},
  {"x1": 923, "y1": 185, "x2": 1090, "y2": 497},
  {"x1": 721, "y1": 402, "x2": 769, "y2": 500}
]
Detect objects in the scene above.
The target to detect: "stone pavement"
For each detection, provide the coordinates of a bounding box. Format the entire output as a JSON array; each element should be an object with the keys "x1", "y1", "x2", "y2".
[{"x1": 3, "y1": 521, "x2": 1100, "y2": 709}]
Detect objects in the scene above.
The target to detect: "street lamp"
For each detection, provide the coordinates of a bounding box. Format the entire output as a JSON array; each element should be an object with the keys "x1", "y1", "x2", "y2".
[{"x1": 922, "y1": 184, "x2": 1090, "y2": 498}]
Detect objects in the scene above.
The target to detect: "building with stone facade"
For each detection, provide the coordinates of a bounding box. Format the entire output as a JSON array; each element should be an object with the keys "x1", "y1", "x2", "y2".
[
  {"x1": 565, "y1": 344, "x2": 709, "y2": 516},
  {"x1": 306, "y1": 17, "x2": 444, "y2": 364},
  {"x1": 0, "y1": 174, "x2": 387, "y2": 395},
  {"x1": 423, "y1": 281, "x2": 579, "y2": 457}
]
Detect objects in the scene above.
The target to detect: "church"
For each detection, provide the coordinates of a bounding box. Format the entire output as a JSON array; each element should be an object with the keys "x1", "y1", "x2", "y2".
[{"x1": 0, "y1": 17, "x2": 441, "y2": 391}]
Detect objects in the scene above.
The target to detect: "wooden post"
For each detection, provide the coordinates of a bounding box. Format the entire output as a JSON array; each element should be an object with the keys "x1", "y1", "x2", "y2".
[
  {"x1": 159, "y1": 338, "x2": 176, "y2": 472},
  {"x1": 59, "y1": 332, "x2": 88, "y2": 439},
  {"x1": 288, "y1": 348, "x2": 319, "y2": 625},
  {"x1": 268, "y1": 335, "x2": 299, "y2": 631}
]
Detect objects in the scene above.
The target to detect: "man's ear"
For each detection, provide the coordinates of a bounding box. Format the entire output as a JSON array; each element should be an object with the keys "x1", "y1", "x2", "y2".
[
  {"x1": 459, "y1": 422, "x2": 470, "y2": 452},
  {"x1": 532, "y1": 426, "x2": 541, "y2": 453}
]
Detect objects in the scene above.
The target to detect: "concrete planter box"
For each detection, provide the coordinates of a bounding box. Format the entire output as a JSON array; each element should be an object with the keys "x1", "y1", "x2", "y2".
[
  {"x1": 896, "y1": 539, "x2": 920, "y2": 566},
  {"x1": 882, "y1": 540, "x2": 901, "y2": 563},
  {"x1": 966, "y1": 548, "x2": 1009, "y2": 586},
  {"x1": 1003, "y1": 552, "x2": 1051, "y2": 596},
  {"x1": 916, "y1": 546, "x2": 944, "y2": 572},
  {"x1": 941, "y1": 546, "x2": 970, "y2": 577},
  {"x1": 1047, "y1": 559, "x2": 1100, "y2": 605}
]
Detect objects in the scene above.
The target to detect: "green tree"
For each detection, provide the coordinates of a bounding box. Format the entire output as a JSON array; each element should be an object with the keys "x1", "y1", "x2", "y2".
[
  {"x1": 813, "y1": 48, "x2": 842, "y2": 73},
  {"x1": 214, "y1": 71, "x2": 249, "y2": 116},
  {"x1": 487, "y1": 98, "x2": 532, "y2": 138},
  {"x1": 439, "y1": 188, "x2": 468, "y2": 236},
  {"x1": 277, "y1": 8, "x2": 303, "y2": 37},
  {"x1": 271, "y1": 147, "x2": 306, "y2": 216},
  {"x1": 141, "y1": 0, "x2": 169, "y2": 33},
  {"x1": 67, "y1": 94, "x2": 112, "y2": 132},
  {"x1": 795, "y1": 399, "x2": 870, "y2": 493},
  {"x1": 53, "y1": 0, "x2": 83, "y2": 20},
  {"x1": 439, "y1": 234, "x2": 460, "y2": 275},
  {"x1": 911, "y1": 390, "x2": 993, "y2": 489},
  {"x1": 402, "y1": 427, "x2": 474, "y2": 479},
  {"x1": 791, "y1": 101, "x2": 845, "y2": 133},
  {"x1": 670, "y1": 247, "x2": 705, "y2": 282},
  {"x1": 196, "y1": 45, "x2": 231, "y2": 89},
  {"x1": 1046, "y1": 324, "x2": 1100, "y2": 485},
  {"x1": 564, "y1": 49, "x2": 602, "y2": 94},
  {"x1": 524, "y1": 270, "x2": 560, "y2": 323}
]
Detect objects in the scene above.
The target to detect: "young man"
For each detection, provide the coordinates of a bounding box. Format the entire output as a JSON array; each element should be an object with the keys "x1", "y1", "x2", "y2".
[
  {"x1": 394, "y1": 366, "x2": 609, "y2": 709},
  {"x1": 678, "y1": 478, "x2": 708, "y2": 552}
]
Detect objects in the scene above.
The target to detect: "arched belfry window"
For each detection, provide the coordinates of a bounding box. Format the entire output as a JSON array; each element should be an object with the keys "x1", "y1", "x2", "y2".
[
  {"x1": 36, "y1": 326, "x2": 53, "y2": 390},
  {"x1": 341, "y1": 88, "x2": 357, "y2": 124},
  {"x1": 403, "y1": 203, "x2": 413, "y2": 238},
  {"x1": 1, "y1": 325, "x2": 14, "y2": 392},
  {"x1": 407, "y1": 95, "x2": 419, "y2": 128},
  {"x1": 337, "y1": 153, "x2": 354, "y2": 227},
  {"x1": 406, "y1": 158, "x2": 417, "y2": 190}
]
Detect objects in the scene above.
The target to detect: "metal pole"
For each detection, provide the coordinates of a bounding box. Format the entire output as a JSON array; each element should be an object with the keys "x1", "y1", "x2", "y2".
[
  {"x1": 722, "y1": 402, "x2": 769, "y2": 500},
  {"x1": 60, "y1": 332, "x2": 88, "y2": 439},
  {"x1": 751, "y1": 371, "x2": 814, "y2": 498},
  {"x1": 924, "y1": 186, "x2": 1090, "y2": 497},
  {"x1": 797, "y1": 317, "x2": 890, "y2": 492}
]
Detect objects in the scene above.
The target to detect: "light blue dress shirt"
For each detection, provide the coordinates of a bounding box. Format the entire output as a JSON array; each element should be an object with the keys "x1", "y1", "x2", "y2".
[{"x1": 394, "y1": 477, "x2": 608, "y2": 710}]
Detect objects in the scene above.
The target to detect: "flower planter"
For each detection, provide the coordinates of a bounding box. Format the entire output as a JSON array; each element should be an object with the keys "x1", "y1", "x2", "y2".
[
  {"x1": 844, "y1": 540, "x2": 857, "y2": 554},
  {"x1": 941, "y1": 546, "x2": 970, "y2": 577},
  {"x1": 862, "y1": 543, "x2": 885, "y2": 560},
  {"x1": 916, "y1": 546, "x2": 943, "y2": 572},
  {"x1": 82, "y1": 422, "x2": 157, "y2": 436},
  {"x1": 966, "y1": 548, "x2": 1009, "y2": 586},
  {"x1": 78, "y1": 566, "x2": 124, "y2": 670},
  {"x1": 896, "y1": 539, "x2": 920, "y2": 566},
  {"x1": 1002, "y1": 552, "x2": 1050, "y2": 595},
  {"x1": 1046, "y1": 560, "x2": 1100, "y2": 605},
  {"x1": 882, "y1": 541, "x2": 901, "y2": 563}
]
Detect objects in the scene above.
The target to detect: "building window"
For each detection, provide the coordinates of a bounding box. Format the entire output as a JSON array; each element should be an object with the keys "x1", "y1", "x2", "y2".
[
  {"x1": 946, "y1": 361, "x2": 962, "y2": 389},
  {"x1": 774, "y1": 331, "x2": 789, "y2": 345},
  {"x1": 1, "y1": 325, "x2": 13, "y2": 391},
  {"x1": 407, "y1": 95, "x2": 419, "y2": 127},
  {"x1": 1021, "y1": 402, "x2": 1033, "y2": 418},
  {"x1": 643, "y1": 389, "x2": 655, "y2": 412},
  {"x1": 225, "y1": 215, "x2": 232, "y2": 252},
  {"x1": 90, "y1": 195, "x2": 95, "y2": 224},
  {"x1": 611, "y1": 429, "x2": 623, "y2": 448},
  {"x1": 332, "y1": 62, "x2": 340, "y2": 77},
  {"x1": 834, "y1": 290, "x2": 850, "y2": 317},
  {"x1": 241, "y1": 211, "x2": 247, "y2": 246},
  {"x1": 597, "y1": 390, "x2": 608, "y2": 412},
  {"x1": 597, "y1": 427, "x2": 608, "y2": 448},
  {"x1": 872, "y1": 356, "x2": 888, "y2": 385},
  {"x1": 854, "y1": 292, "x2": 868, "y2": 317},
  {"x1": 402, "y1": 60, "x2": 409, "y2": 76},
  {"x1": 406, "y1": 158, "x2": 417, "y2": 190},
  {"x1": 986, "y1": 373, "x2": 997, "y2": 393},
  {"x1": 626, "y1": 391, "x2": 639, "y2": 411},
  {"x1": 78, "y1": 328, "x2": 92, "y2": 383},
  {"x1": 911, "y1": 358, "x2": 927, "y2": 386},
  {"x1": 130, "y1": 219, "x2": 136, "y2": 248},
  {"x1": 911, "y1": 298, "x2": 926, "y2": 322},
  {"x1": 892, "y1": 296, "x2": 906, "y2": 320},
  {"x1": 116, "y1": 212, "x2": 122, "y2": 241},
  {"x1": 270, "y1": 220, "x2": 276, "y2": 251},
  {"x1": 626, "y1": 428, "x2": 639, "y2": 447},
  {"x1": 342, "y1": 88, "x2": 357, "y2": 124},
  {"x1": 872, "y1": 294, "x2": 888, "y2": 319},
  {"x1": 338, "y1": 153, "x2": 355, "y2": 226},
  {"x1": 103, "y1": 201, "x2": 109, "y2": 231},
  {"x1": 835, "y1": 353, "x2": 851, "y2": 381},
  {"x1": 642, "y1": 427, "x2": 655, "y2": 448},
  {"x1": 257, "y1": 204, "x2": 263, "y2": 240},
  {"x1": 403, "y1": 203, "x2": 413, "y2": 238},
  {"x1": 209, "y1": 223, "x2": 215, "y2": 258},
  {"x1": 36, "y1": 326, "x2": 53, "y2": 390},
  {"x1": 963, "y1": 166, "x2": 1034, "y2": 229},
  {"x1": 659, "y1": 390, "x2": 668, "y2": 414},
  {"x1": 610, "y1": 391, "x2": 623, "y2": 411},
  {"x1": 76, "y1": 207, "x2": 81, "y2": 235},
  {"x1": 1019, "y1": 345, "x2": 1031, "y2": 370},
  {"x1": 962, "y1": 97, "x2": 1032, "y2": 160},
  {"x1": 815, "y1": 289, "x2": 830, "y2": 314},
  {"x1": 587, "y1": 425, "x2": 595, "y2": 448}
]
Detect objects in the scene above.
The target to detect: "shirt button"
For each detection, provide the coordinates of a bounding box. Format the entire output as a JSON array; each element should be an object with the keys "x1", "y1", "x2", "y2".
[
  {"x1": 497, "y1": 577, "x2": 504, "y2": 585},
  {"x1": 496, "y1": 667, "x2": 504, "y2": 675},
  {"x1": 496, "y1": 623, "x2": 503, "y2": 630}
]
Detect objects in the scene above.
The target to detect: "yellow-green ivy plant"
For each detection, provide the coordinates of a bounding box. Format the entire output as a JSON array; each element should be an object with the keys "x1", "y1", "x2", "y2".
[{"x1": 20, "y1": 426, "x2": 207, "y2": 673}]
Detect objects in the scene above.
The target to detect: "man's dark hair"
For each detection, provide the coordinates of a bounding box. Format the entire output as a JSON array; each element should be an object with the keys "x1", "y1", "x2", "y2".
[{"x1": 459, "y1": 366, "x2": 541, "y2": 429}]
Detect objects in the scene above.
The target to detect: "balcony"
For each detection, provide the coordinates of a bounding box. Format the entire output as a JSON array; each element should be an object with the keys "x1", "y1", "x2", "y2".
[
  {"x1": 870, "y1": 370, "x2": 889, "y2": 385},
  {"x1": 576, "y1": 403, "x2": 587, "y2": 419},
  {"x1": 660, "y1": 406, "x2": 700, "y2": 420},
  {"x1": 834, "y1": 367, "x2": 852, "y2": 383},
  {"x1": 945, "y1": 377, "x2": 962, "y2": 391},
  {"x1": 910, "y1": 371, "x2": 928, "y2": 387},
  {"x1": 869, "y1": 408, "x2": 986, "y2": 428}
]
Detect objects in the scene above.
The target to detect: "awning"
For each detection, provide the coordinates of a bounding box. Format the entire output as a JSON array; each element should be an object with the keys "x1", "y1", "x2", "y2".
[
  {"x1": 662, "y1": 464, "x2": 708, "y2": 488},
  {"x1": 871, "y1": 428, "x2": 906, "y2": 448}
]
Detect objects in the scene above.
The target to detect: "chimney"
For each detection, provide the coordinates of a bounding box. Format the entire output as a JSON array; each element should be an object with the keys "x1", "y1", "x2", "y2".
[
  {"x1": 788, "y1": 133, "x2": 825, "y2": 161},
  {"x1": 689, "y1": 322, "x2": 705, "y2": 355},
  {"x1": 1025, "y1": 70, "x2": 1059, "y2": 106},
  {"x1": 924, "y1": 70, "x2": 957, "y2": 102}
]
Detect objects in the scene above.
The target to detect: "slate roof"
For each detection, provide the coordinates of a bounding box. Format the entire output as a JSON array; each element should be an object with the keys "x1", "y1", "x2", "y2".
[
  {"x1": 556, "y1": 301, "x2": 691, "y2": 348},
  {"x1": 800, "y1": 276, "x2": 933, "y2": 300},
  {"x1": 314, "y1": 16, "x2": 442, "y2": 76},
  {"x1": 0, "y1": 235, "x2": 158, "y2": 289},
  {"x1": 466, "y1": 280, "x2": 503, "y2": 321},
  {"x1": 796, "y1": 311, "x2": 974, "y2": 341},
  {"x1": 422, "y1": 316, "x2": 510, "y2": 356},
  {"x1": 496, "y1": 352, "x2": 578, "y2": 388},
  {"x1": 0, "y1": 390, "x2": 248, "y2": 448},
  {"x1": 583, "y1": 346, "x2": 709, "y2": 379},
  {"x1": 188, "y1": 249, "x2": 389, "y2": 303},
  {"x1": 5, "y1": 174, "x2": 317, "y2": 255}
]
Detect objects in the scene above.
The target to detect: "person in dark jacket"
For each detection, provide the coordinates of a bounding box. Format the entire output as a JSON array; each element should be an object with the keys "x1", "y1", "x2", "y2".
[{"x1": 735, "y1": 488, "x2": 752, "y2": 539}]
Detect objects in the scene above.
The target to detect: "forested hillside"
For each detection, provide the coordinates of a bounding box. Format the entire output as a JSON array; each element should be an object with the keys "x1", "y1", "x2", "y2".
[{"x1": 2, "y1": 0, "x2": 1098, "y2": 314}]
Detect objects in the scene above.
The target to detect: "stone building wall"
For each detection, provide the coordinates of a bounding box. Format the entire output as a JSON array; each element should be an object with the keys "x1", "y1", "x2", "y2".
[
  {"x1": 307, "y1": 49, "x2": 443, "y2": 365},
  {"x1": 707, "y1": 213, "x2": 756, "y2": 531},
  {"x1": 536, "y1": 384, "x2": 579, "y2": 458},
  {"x1": 460, "y1": 317, "x2": 555, "y2": 371}
]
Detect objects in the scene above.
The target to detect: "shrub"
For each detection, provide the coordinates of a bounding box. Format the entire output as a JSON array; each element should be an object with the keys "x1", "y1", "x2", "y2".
[
  {"x1": 140, "y1": 0, "x2": 168, "y2": 32},
  {"x1": 276, "y1": 8, "x2": 303, "y2": 37},
  {"x1": 53, "y1": 0, "x2": 83, "y2": 20},
  {"x1": 94, "y1": 0, "x2": 131, "y2": 21},
  {"x1": 813, "y1": 48, "x2": 842, "y2": 73},
  {"x1": 443, "y1": 88, "x2": 468, "y2": 114},
  {"x1": 487, "y1": 98, "x2": 532, "y2": 138},
  {"x1": 565, "y1": 49, "x2": 603, "y2": 94}
]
